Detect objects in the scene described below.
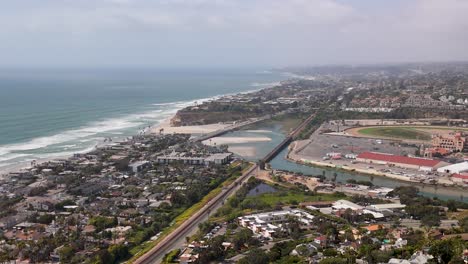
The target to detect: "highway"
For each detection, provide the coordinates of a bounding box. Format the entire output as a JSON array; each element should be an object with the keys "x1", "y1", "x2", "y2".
[{"x1": 134, "y1": 112, "x2": 316, "y2": 264}]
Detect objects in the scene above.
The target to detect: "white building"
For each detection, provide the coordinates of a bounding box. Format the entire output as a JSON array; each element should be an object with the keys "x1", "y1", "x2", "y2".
[
  {"x1": 238, "y1": 209, "x2": 314, "y2": 239},
  {"x1": 332, "y1": 200, "x2": 363, "y2": 211},
  {"x1": 129, "y1": 160, "x2": 150, "y2": 173},
  {"x1": 367, "y1": 203, "x2": 406, "y2": 211},
  {"x1": 156, "y1": 153, "x2": 232, "y2": 165},
  {"x1": 437, "y1": 162, "x2": 468, "y2": 174}
]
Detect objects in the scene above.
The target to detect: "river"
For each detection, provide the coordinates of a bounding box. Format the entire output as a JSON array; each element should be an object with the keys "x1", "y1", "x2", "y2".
[{"x1": 216, "y1": 121, "x2": 468, "y2": 202}]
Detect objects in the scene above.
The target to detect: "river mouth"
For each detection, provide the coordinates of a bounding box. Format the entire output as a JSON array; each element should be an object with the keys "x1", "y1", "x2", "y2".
[{"x1": 212, "y1": 119, "x2": 468, "y2": 203}]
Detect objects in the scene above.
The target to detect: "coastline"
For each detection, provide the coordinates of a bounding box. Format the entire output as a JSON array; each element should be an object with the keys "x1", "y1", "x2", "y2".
[{"x1": 0, "y1": 85, "x2": 277, "y2": 177}]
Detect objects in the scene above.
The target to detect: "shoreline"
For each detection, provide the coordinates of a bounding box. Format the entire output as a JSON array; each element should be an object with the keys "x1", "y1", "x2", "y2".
[
  {"x1": 0, "y1": 84, "x2": 280, "y2": 177},
  {"x1": 148, "y1": 118, "x2": 231, "y2": 135}
]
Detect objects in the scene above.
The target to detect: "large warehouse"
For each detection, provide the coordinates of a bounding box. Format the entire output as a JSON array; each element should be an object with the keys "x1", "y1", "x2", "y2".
[
  {"x1": 437, "y1": 162, "x2": 468, "y2": 174},
  {"x1": 357, "y1": 152, "x2": 448, "y2": 171}
]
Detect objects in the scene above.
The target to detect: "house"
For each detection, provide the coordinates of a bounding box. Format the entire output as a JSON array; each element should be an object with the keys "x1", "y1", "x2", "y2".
[
  {"x1": 129, "y1": 160, "x2": 150, "y2": 173},
  {"x1": 364, "y1": 224, "x2": 383, "y2": 233},
  {"x1": 314, "y1": 235, "x2": 328, "y2": 246},
  {"x1": 291, "y1": 242, "x2": 321, "y2": 256},
  {"x1": 389, "y1": 251, "x2": 433, "y2": 264}
]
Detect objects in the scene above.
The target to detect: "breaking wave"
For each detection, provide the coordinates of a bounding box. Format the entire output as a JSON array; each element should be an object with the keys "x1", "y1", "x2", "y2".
[{"x1": 0, "y1": 93, "x2": 229, "y2": 170}]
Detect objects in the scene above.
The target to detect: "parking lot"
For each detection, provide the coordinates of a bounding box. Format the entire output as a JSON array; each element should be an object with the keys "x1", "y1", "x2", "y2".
[{"x1": 292, "y1": 123, "x2": 452, "y2": 184}]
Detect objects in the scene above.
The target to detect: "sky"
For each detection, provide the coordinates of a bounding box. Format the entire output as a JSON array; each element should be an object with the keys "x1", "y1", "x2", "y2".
[{"x1": 1, "y1": 0, "x2": 468, "y2": 68}]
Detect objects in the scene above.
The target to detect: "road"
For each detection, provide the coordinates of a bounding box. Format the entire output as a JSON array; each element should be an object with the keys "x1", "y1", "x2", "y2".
[
  {"x1": 134, "y1": 112, "x2": 316, "y2": 264},
  {"x1": 133, "y1": 164, "x2": 259, "y2": 264}
]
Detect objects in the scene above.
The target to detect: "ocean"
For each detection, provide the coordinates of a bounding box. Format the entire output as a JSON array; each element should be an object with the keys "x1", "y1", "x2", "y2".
[{"x1": 0, "y1": 68, "x2": 284, "y2": 171}]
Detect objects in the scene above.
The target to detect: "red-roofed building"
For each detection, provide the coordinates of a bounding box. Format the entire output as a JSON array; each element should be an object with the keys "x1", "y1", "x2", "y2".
[
  {"x1": 452, "y1": 173, "x2": 468, "y2": 183},
  {"x1": 424, "y1": 147, "x2": 450, "y2": 158},
  {"x1": 432, "y1": 132, "x2": 467, "y2": 153},
  {"x1": 356, "y1": 152, "x2": 448, "y2": 171}
]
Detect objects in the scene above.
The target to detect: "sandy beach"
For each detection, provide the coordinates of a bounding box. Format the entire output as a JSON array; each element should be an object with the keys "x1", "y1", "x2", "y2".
[
  {"x1": 202, "y1": 136, "x2": 271, "y2": 145},
  {"x1": 202, "y1": 134, "x2": 272, "y2": 157},
  {"x1": 227, "y1": 146, "x2": 257, "y2": 157},
  {"x1": 149, "y1": 118, "x2": 230, "y2": 135}
]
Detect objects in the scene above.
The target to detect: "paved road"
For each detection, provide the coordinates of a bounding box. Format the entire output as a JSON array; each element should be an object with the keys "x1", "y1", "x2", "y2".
[
  {"x1": 134, "y1": 164, "x2": 259, "y2": 264},
  {"x1": 134, "y1": 112, "x2": 316, "y2": 264}
]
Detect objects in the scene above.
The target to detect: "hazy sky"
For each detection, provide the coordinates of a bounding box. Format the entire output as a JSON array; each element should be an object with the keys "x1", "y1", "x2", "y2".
[{"x1": 2, "y1": 0, "x2": 468, "y2": 67}]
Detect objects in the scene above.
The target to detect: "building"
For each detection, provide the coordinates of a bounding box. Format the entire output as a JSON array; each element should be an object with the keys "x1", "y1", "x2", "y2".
[
  {"x1": 129, "y1": 160, "x2": 150, "y2": 173},
  {"x1": 332, "y1": 200, "x2": 363, "y2": 211},
  {"x1": 238, "y1": 209, "x2": 314, "y2": 239},
  {"x1": 156, "y1": 155, "x2": 205, "y2": 165},
  {"x1": 203, "y1": 153, "x2": 233, "y2": 165},
  {"x1": 431, "y1": 132, "x2": 467, "y2": 153},
  {"x1": 367, "y1": 203, "x2": 406, "y2": 211},
  {"x1": 451, "y1": 173, "x2": 468, "y2": 184},
  {"x1": 367, "y1": 187, "x2": 394, "y2": 198},
  {"x1": 156, "y1": 153, "x2": 232, "y2": 165},
  {"x1": 423, "y1": 147, "x2": 450, "y2": 158},
  {"x1": 437, "y1": 162, "x2": 468, "y2": 174},
  {"x1": 356, "y1": 152, "x2": 447, "y2": 171}
]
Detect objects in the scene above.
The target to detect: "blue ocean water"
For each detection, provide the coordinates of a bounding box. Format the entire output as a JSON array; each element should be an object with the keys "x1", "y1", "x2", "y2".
[{"x1": 0, "y1": 68, "x2": 283, "y2": 170}]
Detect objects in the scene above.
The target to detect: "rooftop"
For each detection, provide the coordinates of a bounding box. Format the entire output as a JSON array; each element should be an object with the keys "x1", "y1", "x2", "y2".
[{"x1": 357, "y1": 152, "x2": 442, "y2": 168}]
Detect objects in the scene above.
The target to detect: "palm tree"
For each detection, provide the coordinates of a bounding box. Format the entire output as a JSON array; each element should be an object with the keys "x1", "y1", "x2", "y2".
[{"x1": 332, "y1": 172, "x2": 338, "y2": 183}]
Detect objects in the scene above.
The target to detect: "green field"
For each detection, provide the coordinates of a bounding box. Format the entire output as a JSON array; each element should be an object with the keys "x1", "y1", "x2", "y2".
[
  {"x1": 357, "y1": 126, "x2": 432, "y2": 141},
  {"x1": 243, "y1": 191, "x2": 339, "y2": 206}
]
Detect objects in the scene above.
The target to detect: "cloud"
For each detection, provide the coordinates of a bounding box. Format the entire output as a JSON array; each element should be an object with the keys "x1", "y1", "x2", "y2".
[
  {"x1": 0, "y1": 0, "x2": 359, "y2": 32},
  {"x1": 0, "y1": 0, "x2": 467, "y2": 67}
]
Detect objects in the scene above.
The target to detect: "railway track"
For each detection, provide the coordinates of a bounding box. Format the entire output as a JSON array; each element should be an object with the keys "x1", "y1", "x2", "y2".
[{"x1": 134, "y1": 112, "x2": 316, "y2": 263}]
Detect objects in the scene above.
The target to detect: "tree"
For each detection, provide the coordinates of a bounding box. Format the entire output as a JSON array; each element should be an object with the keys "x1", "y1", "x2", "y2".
[
  {"x1": 446, "y1": 200, "x2": 457, "y2": 212},
  {"x1": 163, "y1": 249, "x2": 181, "y2": 264},
  {"x1": 197, "y1": 236, "x2": 225, "y2": 263},
  {"x1": 238, "y1": 248, "x2": 269, "y2": 264},
  {"x1": 108, "y1": 244, "x2": 129, "y2": 262},
  {"x1": 58, "y1": 246, "x2": 74, "y2": 263},
  {"x1": 232, "y1": 228, "x2": 253, "y2": 250},
  {"x1": 332, "y1": 172, "x2": 338, "y2": 183},
  {"x1": 323, "y1": 248, "x2": 338, "y2": 257},
  {"x1": 429, "y1": 238, "x2": 465, "y2": 264},
  {"x1": 421, "y1": 214, "x2": 440, "y2": 228}
]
